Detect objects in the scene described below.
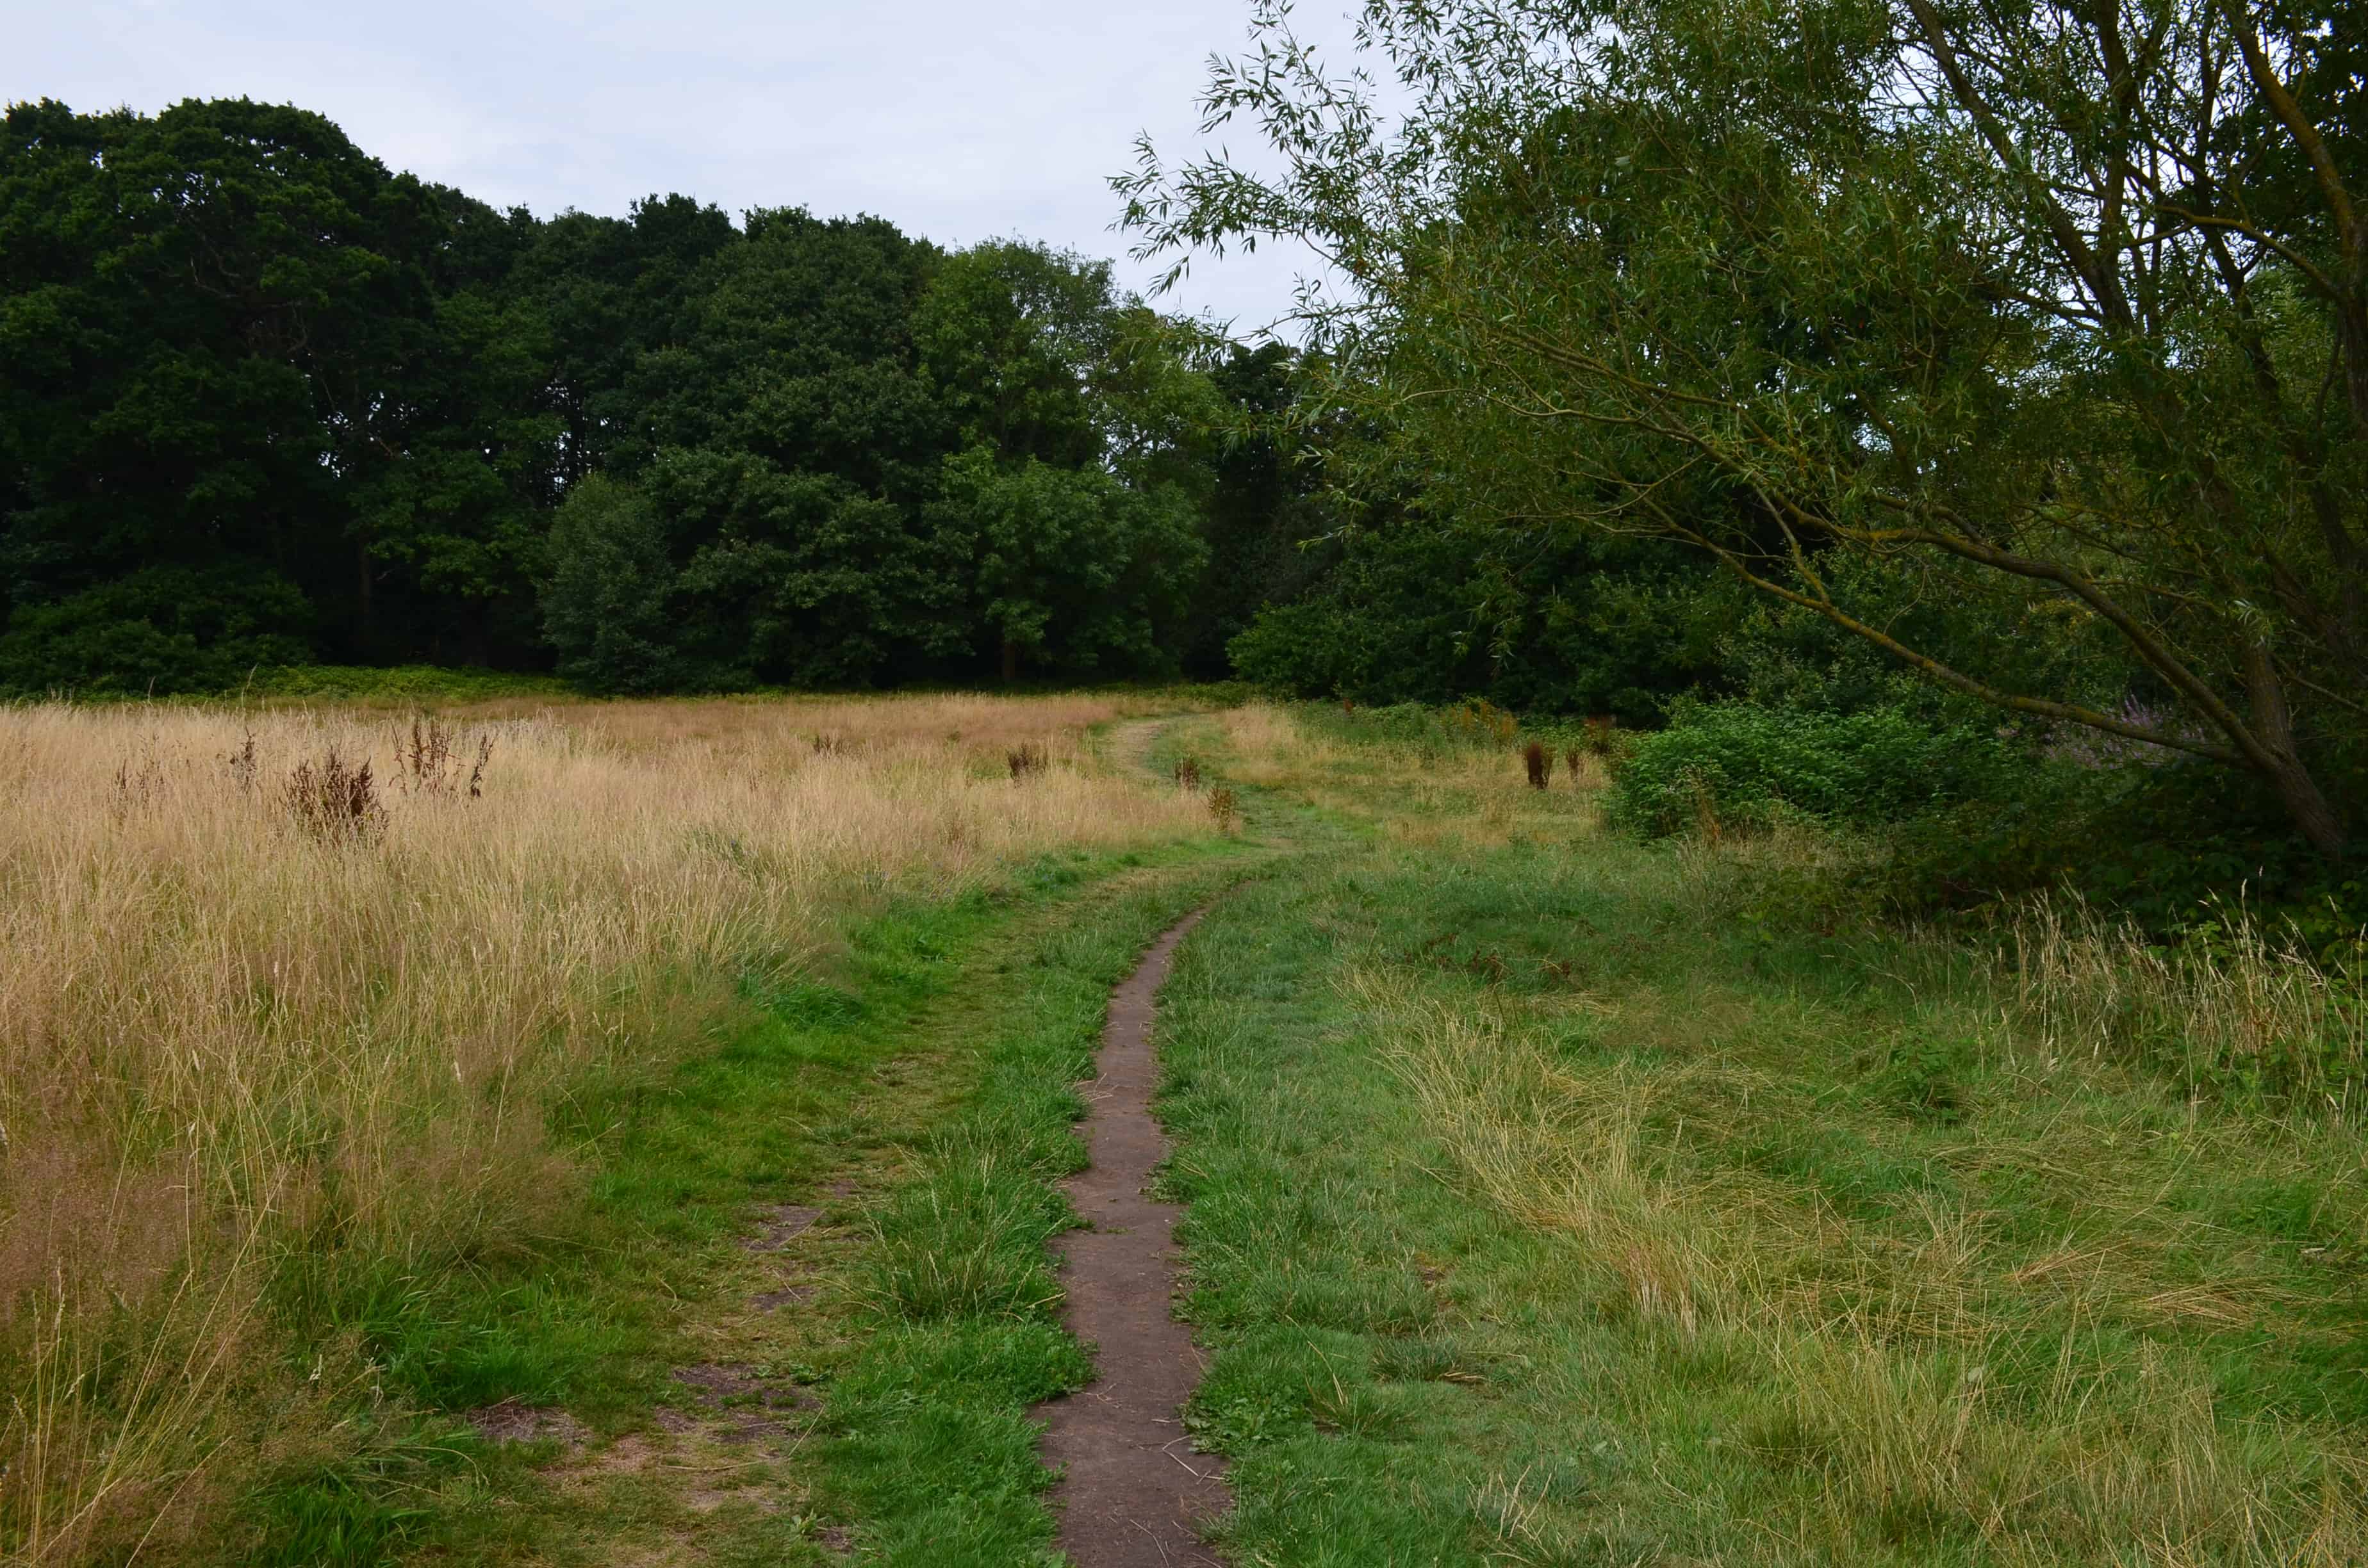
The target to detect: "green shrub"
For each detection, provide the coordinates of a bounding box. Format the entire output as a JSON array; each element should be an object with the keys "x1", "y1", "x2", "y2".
[
  {"x1": 1884, "y1": 755, "x2": 2368, "y2": 958},
  {"x1": 0, "y1": 565, "x2": 315, "y2": 695},
  {"x1": 1607, "y1": 701, "x2": 2033, "y2": 837},
  {"x1": 1227, "y1": 598, "x2": 1376, "y2": 699},
  {"x1": 242, "y1": 665, "x2": 570, "y2": 703}
]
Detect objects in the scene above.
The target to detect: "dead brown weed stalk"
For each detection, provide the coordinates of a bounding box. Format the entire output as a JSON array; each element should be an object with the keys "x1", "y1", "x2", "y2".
[{"x1": 279, "y1": 748, "x2": 384, "y2": 842}]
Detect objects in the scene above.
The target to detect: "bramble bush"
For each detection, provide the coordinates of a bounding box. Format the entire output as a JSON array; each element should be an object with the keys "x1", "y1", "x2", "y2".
[
  {"x1": 1613, "y1": 701, "x2": 2367, "y2": 958},
  {"x1": 1606, "y1": 701, "x2": 2032, "y2": 838}
]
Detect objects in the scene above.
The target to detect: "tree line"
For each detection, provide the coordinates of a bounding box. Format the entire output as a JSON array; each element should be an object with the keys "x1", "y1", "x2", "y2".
[
  {"x1": 0, "y1": 96, "x2": 1339, "y2": 694},
  {"x1": 9, "y1": 5, "x2": 2364, "y2": 896},
  {"x1": 0, "y1": 92, "x2": 1771, "y2": 725}
]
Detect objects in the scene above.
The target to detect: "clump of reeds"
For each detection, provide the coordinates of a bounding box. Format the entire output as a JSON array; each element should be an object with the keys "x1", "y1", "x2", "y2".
[
  {"x1": 1208, "y1": 785, "x2": 1239, "y2": 831},
  {"x1": 280, "y1": 749, "x2": 383, "y2": 842},
  {"x1": 1581, "y1": 715, "x2": 1616, "y2": 755},
  {"x1": 1173, "y1": 756, "x2": 1202, "y2": 790},
  {"x1": 1523, "y1": 740, "x2": 1552, "y2": 790},
  {"x1": 1007, "y1": 742, "x2": 1048, "y2": 781}
]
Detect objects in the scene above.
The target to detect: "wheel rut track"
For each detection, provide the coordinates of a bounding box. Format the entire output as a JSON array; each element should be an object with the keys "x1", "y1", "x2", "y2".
[{"x1": 1033, "y1": 906, "x2": 1229, "y2": 1566}]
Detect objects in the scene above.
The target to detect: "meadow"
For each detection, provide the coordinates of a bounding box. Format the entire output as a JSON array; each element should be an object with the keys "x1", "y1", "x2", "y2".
[
  {"x1": 0, "y1": 692, "x2": 1214, "y2": 1564},
  {"x1": 1159, "y1": 704, "x2": 2368, "y2": 1567},
  {"x1": 10, "y1": 9, "x2": 2360, "y2": 1561},
  {"x1": 4, "y1": 692, "x2": 2362, "y2": 1567}
]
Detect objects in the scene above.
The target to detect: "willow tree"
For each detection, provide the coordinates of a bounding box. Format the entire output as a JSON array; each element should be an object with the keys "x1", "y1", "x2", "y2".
[{"x1": 1121, "y1": 0, "x2": 2367, "y2": 851}]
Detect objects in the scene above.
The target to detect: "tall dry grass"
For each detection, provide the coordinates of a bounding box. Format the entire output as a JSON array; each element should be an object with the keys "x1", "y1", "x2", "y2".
[
  {"x1": 0, "y1": 694, "x2": 1206, "y2": 1564},
  {"x1": 2003, "y1": 895, "x2": 2367, "y2": 1111}
]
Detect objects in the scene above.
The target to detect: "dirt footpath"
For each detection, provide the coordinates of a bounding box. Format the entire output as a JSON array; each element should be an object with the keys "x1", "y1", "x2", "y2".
[{"x1": 1033, "y1": 909, "x2": 1229, "y2": 1565}]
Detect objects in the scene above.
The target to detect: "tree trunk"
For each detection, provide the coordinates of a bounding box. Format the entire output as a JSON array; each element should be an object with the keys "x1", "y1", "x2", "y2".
[
  {"x1": 1000, "y1": 635, "x2": 1019, "y2": 684},
  {"x1": 2266, "y1": 754, "x2": 2349, "y2": 856},
  {"x1": 356, "y1": 543, "x2": 375, "y2": 651},
  {"x1": 2243, "y1": 641, "x2": 2348, "y2": 854}
]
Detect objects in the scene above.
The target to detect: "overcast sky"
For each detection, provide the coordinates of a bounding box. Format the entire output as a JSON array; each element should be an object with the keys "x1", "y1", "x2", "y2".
[{"x1": 5, "y1": 0, "x2": 1353, "y2": 336}]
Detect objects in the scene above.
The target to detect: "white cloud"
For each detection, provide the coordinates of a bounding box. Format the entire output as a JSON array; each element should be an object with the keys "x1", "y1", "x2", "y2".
[{"x1": 7, "y1": 0, "x2": 1359, "y2": 336}]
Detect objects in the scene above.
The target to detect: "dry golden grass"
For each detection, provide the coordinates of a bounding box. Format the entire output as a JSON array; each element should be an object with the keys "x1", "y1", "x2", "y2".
[
  {"x1": 1216, "y1": 702, "x2": 1606, "y2": 846},
  {"x1": 0, "y1": 692, "x2": 1206, "y2": 1564},
  {"x1": 2003, "y1": 894, "x2": 2367, "y2": 1108}
]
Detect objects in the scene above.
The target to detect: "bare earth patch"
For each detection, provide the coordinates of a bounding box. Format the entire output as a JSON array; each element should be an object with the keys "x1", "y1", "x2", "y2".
[
  {"x1": 463, "y1": 1398, "x2": 588, "y2": 1447},
  {"x1": 1032, "y1": 908, "x2": 1230, "y2": 1565}
]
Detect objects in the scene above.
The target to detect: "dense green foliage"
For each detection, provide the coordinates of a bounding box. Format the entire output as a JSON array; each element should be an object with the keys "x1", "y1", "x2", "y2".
[
  {"x1": 1126, "y1": 0, "x2": 2368, "y2": 854},
  {"x1": 0, "y1": 100, "x2": 1317, "y2": 693},
  {"x1": 1229, "y1": 521, "x2": 1720, "y2": 721},
  {"x1": 0, "y1": 93, "x2": 1773, "y2": 715},
  {"x1": 1600, "y1": 688, "x2": 2368, "y2": 947},
  {"x1": 1606, "y1": 703, "x2": 2032, "y2": 838}
]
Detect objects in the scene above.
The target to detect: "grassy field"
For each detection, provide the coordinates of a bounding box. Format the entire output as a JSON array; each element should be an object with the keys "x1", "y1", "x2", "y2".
[
  {"x1": 0, "y1": 692, "x2": 1230, "y2": 1564},
  {"x1": 1156, "y1": 705, "x2": 2367, "y2": 1566},
  {"x1": 6, "y1": 692, "x2": 2362, "y2": 1565}
]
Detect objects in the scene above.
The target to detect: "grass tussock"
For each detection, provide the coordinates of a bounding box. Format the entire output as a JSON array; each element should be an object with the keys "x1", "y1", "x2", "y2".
[
  {"x1": 0, "y1": 692, "x2": 1207, "y2": 1563},
  {"x1": 2005, "y1": 895, "x2": 2366, "y2": 1109}
]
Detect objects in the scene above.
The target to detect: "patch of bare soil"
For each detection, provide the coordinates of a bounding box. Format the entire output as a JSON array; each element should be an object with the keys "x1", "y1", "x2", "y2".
[
  {"x1": 463, "y1": 1398, "x2": 588, "y2": 1447},
  {"x1": 670, "y1": 1362, "x2": 817, "y2": 1446},
  {"x1": 743, "y1": 1203, "x2": 823, "y2": 1251},
  {"x1": 752, "y1": 1282, "x2": 816, "y2": 1311},
  {"x1": 1032, "y1": 908, "x2": 1230, "y2": 1565}
]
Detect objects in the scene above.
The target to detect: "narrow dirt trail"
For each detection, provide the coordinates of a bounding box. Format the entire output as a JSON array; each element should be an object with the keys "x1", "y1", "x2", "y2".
[{"x1": 1033, "y1": 906, "x2": 1229, "y2": 1566}]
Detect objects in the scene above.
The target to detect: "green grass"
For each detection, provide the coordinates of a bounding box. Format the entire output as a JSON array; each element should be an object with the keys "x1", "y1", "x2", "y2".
[
  {"x1": 236, "y1": 664, "x2": 577, "y2": 703},
  {"x1": 814, "y1": 863, "x2": 1255, "y2": 1564},
  {"x1": 1149, "y1": 708, "x2": 2368, "y2": 1565},
  {"x1": 224, "y1": 831, "x2": 1250, "y2": 1565},
  {"x1": 220, "y1": 701, "x2": 2368, "y2": 1564}
]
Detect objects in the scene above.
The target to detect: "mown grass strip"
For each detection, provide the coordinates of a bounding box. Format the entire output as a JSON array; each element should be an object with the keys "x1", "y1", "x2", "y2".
[
  {"x1": 813, "y1": 863, "x2": 1253, "y2": 1564},
  {"x1": 233, "y1": 839, "x2": 1249, "y2": 1565}
]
